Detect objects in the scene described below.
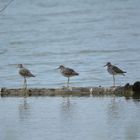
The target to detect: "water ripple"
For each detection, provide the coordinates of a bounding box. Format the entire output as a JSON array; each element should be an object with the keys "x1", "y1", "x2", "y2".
[
  {"x1": 77, "y1": 49, "x2": 127, "y2": 54},
  {"x1": 0, "y1": 49, "x2": 7, "y2": 55}
]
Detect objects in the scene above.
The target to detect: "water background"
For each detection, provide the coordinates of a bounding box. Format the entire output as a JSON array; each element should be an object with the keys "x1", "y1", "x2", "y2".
[
  {"x1": 0, "y1": 96, "x2": 140, "y2": 140},
  {"x1": 0, "y1": 1, "x2": 140, "y2": 140},
  {"x1": 0, "y1": 0, "x2": 140, "y2": 88}
]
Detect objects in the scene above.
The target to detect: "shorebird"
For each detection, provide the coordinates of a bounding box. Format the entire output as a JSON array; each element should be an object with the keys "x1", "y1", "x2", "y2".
[
  {"x1": 17, "y1": 64, "x2": 35, "y2": 89},
  {"x1": 58, "y1": 65, "x2": 79, "y2": 87},
  {"x1": 104, "y1": 62, "x2": 126, "y2": 87}
]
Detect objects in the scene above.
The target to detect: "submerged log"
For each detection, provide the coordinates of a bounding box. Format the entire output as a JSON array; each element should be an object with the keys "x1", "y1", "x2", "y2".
[
  {"x1": 0, "y1": 85, "x2": 134, "y2": 97},
  {"x1": 132, "y1": 81, "x2": 140, "y2": 99}
]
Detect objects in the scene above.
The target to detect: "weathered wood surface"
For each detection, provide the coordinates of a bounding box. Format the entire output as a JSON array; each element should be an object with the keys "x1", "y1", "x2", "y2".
[{"x1": 0, "y1": 85, "x2": 133, "y2": 97}]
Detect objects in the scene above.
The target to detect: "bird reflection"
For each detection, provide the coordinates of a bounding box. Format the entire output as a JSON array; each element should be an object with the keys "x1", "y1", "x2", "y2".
[
  {"x1": 107, "y1": 97, "x2": 121, "y2": 120},
  {"x1": 18, "y1": 98, "x2": 30, "y2": 121},
  {"x1": 60, "y1": 97, "x2": 76, "y2": 120},
  {"x1": 62, "y1": 97, "x2": 71, "y2": 110}
]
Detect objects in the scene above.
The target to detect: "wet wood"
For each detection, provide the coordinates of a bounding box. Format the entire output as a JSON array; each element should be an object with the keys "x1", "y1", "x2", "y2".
[{"x1": 0, "y1": 85, "x2": 133, "y2": 97}]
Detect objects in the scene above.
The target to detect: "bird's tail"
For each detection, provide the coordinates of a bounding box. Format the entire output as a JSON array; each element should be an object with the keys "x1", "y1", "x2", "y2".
[
  {"x1": 74, "y1": 72, "x2": 79, "y2": 76},
  {"x1": 122, "y1": 71, "x2": 126, "y2": 76},
  {"x1": 31, "y1": 73, "x2": 35, "y2": 77}
]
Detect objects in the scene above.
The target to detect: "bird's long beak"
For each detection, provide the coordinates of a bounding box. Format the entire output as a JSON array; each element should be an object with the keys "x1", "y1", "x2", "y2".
[{"x1": 104, "y1": 64, "x2": 107, "y2": 67}]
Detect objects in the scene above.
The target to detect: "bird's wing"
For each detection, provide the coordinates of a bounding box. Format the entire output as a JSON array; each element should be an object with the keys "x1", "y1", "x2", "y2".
[
  {"x1": 64, "y1": 67, "x2": 79, "y2": 75},
  {"x1": 63, "y1": 68, "x2": 74, "y2": 75},
  {"x1": 19, "y1": 68, "x2": 34, "y2": 77},
  {"x1": 112, "y1": 65, "x2": 125, "y2": 74}
]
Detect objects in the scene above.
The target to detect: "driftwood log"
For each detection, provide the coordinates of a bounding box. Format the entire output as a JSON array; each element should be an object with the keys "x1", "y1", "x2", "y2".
[
  {"x1": 1, "y1": 81, "x2": 140, "y2": 97},
  {"x1": 0, "y1": 85, "x2": 134, "y2": 97}
]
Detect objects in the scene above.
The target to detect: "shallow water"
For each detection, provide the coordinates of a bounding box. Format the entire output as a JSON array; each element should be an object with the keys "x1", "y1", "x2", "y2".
[
  {"x1": 0, "y1": 0, "x2": 140, "y2": 88},
  {"x1": 0, "y1": 97, "x2": 140, "y2": 140},
  {"x1": 1, "y1": 1, "x2": 140, "y2": 139}
]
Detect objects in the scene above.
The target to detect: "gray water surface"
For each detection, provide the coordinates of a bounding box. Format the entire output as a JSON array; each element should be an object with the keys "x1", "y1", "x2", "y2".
[
  {"x1": 1, "y1": 1, "x2": 140, "y2": 140},
  {"x1": 0, "y1": 0, "x2": 140, "y2": 88},
  {"x1": 0, "y1": 97, "x2": 140, "y2": 140}
]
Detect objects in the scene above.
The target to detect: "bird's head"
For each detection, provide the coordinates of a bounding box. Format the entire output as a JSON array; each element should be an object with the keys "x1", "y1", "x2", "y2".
[
  {"x1": 57, "y1": 65, "x2": 65, "y2": 70},
  {"x1": 17, "y1": 64, "x2": 23, "y2": 68},
  {"x1": 104, "y1": 62, "x2": 111, "y2": 67}
]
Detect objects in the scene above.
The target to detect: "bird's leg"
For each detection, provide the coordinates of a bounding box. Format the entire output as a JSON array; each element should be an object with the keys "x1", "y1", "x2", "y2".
[
  {"x1": 23, "y1": 78, "x2": 28, "y2": 97},
  {"x1": 25, "y1": 78, "x2": 27, "y2": 89},
  {"x1": 67, "y1": 77, "x2": 70, "y2": 88},
  {"x1": 113, "y1": 75, "x2": 115, "y2": 87},
  {"x1": 23, "y1": 78, "x2": 27, "y2": 89},
  {"x1": 23, "y1": 78, "x2": 26, "y2": 89}
]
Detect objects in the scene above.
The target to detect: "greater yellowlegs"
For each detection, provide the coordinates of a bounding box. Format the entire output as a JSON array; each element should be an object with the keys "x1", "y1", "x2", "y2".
[
  {"x1": 17, "y1": 64, "x2": 35, "y2": 89},
  {"x1": 58, "y1": 65, "x2": 79, "y2": 87},
  {"x1": 104, "y1": 62, "x2": 126, "y2": 87}
]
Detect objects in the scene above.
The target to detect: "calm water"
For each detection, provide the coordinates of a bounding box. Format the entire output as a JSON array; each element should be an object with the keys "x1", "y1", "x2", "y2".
[
  {"x1": 1, "y1": 1, "x2": 140, "y2": 140},
  {"x1": 0, "y1": 97, "x2": 140, "y2": 140},
  {"x1": 0, "y1": 0, "x2": 140, "y2": 88}
]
